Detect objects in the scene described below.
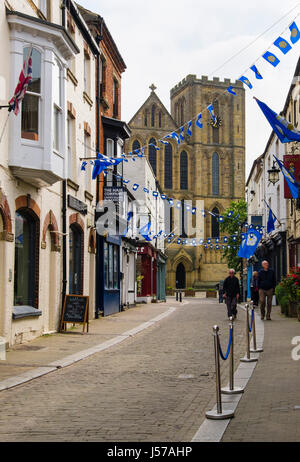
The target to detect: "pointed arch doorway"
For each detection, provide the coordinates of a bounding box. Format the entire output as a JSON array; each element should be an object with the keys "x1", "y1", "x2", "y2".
[{"x1": 176, "y1": 263, "x2": 186, "y2": 289}]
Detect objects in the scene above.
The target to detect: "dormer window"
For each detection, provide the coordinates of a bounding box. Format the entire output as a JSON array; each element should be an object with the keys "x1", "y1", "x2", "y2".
[{"x1": 21, "y1": 47, "x2": 41, "y2": 142}]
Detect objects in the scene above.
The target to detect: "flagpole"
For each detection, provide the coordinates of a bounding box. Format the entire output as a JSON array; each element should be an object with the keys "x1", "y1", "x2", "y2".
[{"x1": 0, "y1": 112, "x2": 11, "y2": 145}]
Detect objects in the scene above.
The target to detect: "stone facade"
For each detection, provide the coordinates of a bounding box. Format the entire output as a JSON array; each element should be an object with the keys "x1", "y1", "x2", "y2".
[{"x1": 126, "y1": 75, "x2": 245, "y2": 288}]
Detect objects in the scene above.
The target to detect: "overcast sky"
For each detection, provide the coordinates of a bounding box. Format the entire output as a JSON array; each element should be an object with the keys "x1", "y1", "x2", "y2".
[{"x1": 80, "y1": 0, "x2": 300, "y2": 177}]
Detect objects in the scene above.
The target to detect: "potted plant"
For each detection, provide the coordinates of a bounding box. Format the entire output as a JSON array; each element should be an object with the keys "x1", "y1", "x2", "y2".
[
  {"x1": 184, "y1": 287, "x2": 195, "y2": 296},
  {"x1": 166, "y1": 286, "x2": 174, "y2": 296},
  {"x1": 275, "y1": 268, "x2": 300, "y2": 319},
  {"x1": 206, "y1": 289, "x2": 217, "y2": 298}
]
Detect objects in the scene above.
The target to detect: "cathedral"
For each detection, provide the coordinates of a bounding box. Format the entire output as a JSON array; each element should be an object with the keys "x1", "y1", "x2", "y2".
[{"x1": 125, "y1": 74, "x2": 245, "y2": 289}]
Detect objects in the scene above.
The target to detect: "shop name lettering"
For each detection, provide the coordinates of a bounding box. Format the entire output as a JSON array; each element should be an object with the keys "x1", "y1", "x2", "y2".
[
  {"x1": 107, "y1": 446, "x2": 192, "y2": 459},
  {"x1": 291, "y1": 336, "x2": 300, "y2": 360}
]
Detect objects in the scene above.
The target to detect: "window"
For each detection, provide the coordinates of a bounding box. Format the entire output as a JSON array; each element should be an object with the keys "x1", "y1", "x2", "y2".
[
  {"x1": 84, "y1": 133, "x2": 91, "y2": 191},
  {"x1": 132, "y1": 139, "x2": 140, "y2": 153},
  {"x1": 21, "y1": 47, "x2": 41, "y2": 141},
  {"x1": 144, "y1": 110, "x2": 148, "y2": 127},
  {"x1": 53, "y1": 58, "x2": 62, "y2": 152},
  {"x1": 212, "y1": 152, "x2": 219, "y2": 195},
  {"x1": 113, "y1": 79, "x2": 119, "y2": 118},
  {"x1": 164, "y1": 144, "x2": 173, "y2": 189},
  {"x1": 180, "y1": 200, "x2": 187, "y2": 237},
  {"x1": 149, "y1": 138, "x2": 157, "y2": 175},
  {"x1": 39, "y1": 0, "x2": 50, "y2": 20},
  {"x1": 67, "y1": 116, "x2": 73, "y2": 179},
  {"x1": 14, "y1": 210, "x2": 39, "y2": 307},
  {"x1": 211, "y1": 207, "x2": 219, "y2": 238},
  {"x1": 104, "y1": 242, "x2": 119, "y2": 289},
  {"x1": 180, "y1": 151, "x2": 188, "y2": 190},
  {"x1": 84, "y1": 52, "x2": 91, "y2": 95},
  {"x1": 277, "y1": 185, "x2": 280, "y2": 218},
  {"x1": 151, "y1": 105, "x2": 155, "y2": 127}
]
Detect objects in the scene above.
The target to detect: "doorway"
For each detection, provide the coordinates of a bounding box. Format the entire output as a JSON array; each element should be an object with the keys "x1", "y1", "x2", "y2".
[
  {"x1": 176, "y1": 263, "x2": 186, "y2": 289},
  {"x1": 69, "y1": 224, "x2": 83, "y2": 295}
]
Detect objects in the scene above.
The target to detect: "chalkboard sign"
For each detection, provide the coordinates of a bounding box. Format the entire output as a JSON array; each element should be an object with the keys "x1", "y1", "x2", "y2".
[{"x1": 60, "y1": 295, "x2": 89, "y2": 333}]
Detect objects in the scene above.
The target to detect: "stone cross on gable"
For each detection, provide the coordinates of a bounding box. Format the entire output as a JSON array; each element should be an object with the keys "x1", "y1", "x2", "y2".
[{"x1": 149, "y1": 84, "x2": 157, "y2": 92}]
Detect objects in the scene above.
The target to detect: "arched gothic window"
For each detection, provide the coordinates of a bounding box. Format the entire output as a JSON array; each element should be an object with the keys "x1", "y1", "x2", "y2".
[
  {"x1": 132, "y1": 139, "x2": 140, "y2": 153},
  {"x1": 151, "y1": 105, "x2": 155, "y2": 127},
  {"x1": 211, "y1": 207, "x2": 220, "y2": 238},
  {"x1": 164, "y1": 144, "x2": 173, "y2": 189},
  {"x1": 180, "y1": 151, "x2": 188, "y2": 190},
  {"x1": 149, "y1": 138, "x2": 157, "y2": 175},
  {"x1": 212, "y1": 152, "x2": 219, "y2": 195}
]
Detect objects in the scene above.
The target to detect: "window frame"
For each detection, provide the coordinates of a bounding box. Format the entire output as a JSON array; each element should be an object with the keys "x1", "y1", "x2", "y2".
[{"x1": 180, "y1": 151, "x2": 188, "y2": 190}]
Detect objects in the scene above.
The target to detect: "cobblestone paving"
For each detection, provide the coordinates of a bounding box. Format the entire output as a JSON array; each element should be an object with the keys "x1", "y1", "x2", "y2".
[
  {"x1": 222, "y1": 306, "x2": 300, "y2": 442},
  {"x1": 0, "y1": 300, "x2": 246, "y2": 442}
]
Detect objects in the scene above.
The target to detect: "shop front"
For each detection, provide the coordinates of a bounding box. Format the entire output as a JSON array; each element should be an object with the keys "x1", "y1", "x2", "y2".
[{"x1": 136, "y1": 244, "x2": 157, "y2": 303}]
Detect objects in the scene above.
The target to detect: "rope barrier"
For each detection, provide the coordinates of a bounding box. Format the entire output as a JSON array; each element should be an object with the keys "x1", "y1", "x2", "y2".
[{"x1": 218, "y1": 327, "x2": 233, "y2": 361}]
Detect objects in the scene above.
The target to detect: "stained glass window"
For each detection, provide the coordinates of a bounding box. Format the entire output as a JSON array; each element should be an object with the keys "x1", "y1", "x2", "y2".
[{"x1": 180, "y1": 151, "x2": 188, "y2": 190}]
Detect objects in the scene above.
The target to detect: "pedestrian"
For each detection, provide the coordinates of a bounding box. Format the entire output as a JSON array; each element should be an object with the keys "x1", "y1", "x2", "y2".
[
  {"x1": 223, "y1": 269, "x2": 240, "y2": 319},
  {"x1": 250, "y1": 271, "x2": 259, "y2": 308},
  {"x1": 258, "y1": 260, "x2": 276, "y2": 320}
]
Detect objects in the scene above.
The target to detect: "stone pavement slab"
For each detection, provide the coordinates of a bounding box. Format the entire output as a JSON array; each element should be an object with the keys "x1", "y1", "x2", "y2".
[{"x1": 222, "y1": 305, "x2": 300, "y2": 442}]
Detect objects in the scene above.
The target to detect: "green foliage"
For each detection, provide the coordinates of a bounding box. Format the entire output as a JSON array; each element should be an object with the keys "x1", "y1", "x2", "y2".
[
  {"x1": 275, "y1": 268, "x2": 300, "y2": 306},
  {"x1": 219, "y1": 199, "x2": 248, "y2": 273}
]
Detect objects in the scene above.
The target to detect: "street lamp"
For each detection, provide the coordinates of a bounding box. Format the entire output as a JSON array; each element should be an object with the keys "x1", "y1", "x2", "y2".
[{"x1": 268, "y1": 161, "x2": 280, "y2": 185}]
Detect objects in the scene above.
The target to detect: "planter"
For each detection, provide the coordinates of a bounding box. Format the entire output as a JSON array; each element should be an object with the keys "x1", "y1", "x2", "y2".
[
  {"x1": 184, "y1": 291, "x2": 195, "y2": 297},
  {"x1": 288, "y1": 301, "x2": 299, "y2": 318},
  {"x1": 207, "y1": 291, "x2": 217, "y2": 298},
  {"x1": 166, "y1": 290, "x2": 174, "y2": 296}
]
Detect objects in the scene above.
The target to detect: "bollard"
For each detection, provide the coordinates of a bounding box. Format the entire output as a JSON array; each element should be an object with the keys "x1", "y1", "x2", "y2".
[
  {"x1": 250, "y1": 302, "x2": 263, "y2": 353},
  {"x1": 221, "y1": 317, "x2": 244, "y2": 395},
  {"x1": 241, "y1": 304, "x2": 258, "y2": 363},
  {"x1": 176, "y1": 291, "x2": 179, "y2": 302},
  {"x1": 206, "y1": 326, "x2": 234, "y2": 420},
  {"x1": 179, "y1": 291, "x2": 182, "y2": 303}
]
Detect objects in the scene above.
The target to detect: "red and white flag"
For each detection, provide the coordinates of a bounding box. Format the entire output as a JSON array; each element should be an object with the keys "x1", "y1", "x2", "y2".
[{"x1": 9, "y1": 46, "x2": 33, "y2": 115}]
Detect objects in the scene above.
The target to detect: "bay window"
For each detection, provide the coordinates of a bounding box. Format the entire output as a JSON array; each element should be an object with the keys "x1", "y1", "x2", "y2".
[
  {"x1": 21, "y1": 47, "x2": 41, "y2": 141},
  {"x1": 53, "y1": 58, "x2": 62, "y2": 152}
]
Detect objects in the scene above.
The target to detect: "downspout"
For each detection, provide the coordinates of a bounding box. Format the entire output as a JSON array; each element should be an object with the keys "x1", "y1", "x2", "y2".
[
  {"x1": 61, "y1": 0, "x2": 67, "y2": 324},
  {"x1": 95, "y1": 17, "x2": 103, "y2": 318}
]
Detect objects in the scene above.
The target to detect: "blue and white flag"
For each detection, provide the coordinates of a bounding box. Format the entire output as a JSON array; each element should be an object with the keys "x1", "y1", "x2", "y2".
[
  {"x1": 196, "y1": 113, "x2": 203, "y2": 128},
  {"x1": 171, "y1": 132, "x2": 181, "y2": 144},
  {"x1": 226, "y1": 86, "x2": 236, "y2": 95},
  {"x1": 289, "y1": 21, "x2": 300, "y2": 43},
  {"x1": 267, "y1": 207, "x2": 276, "y2": 233},
  {"x1": 255, "y1": 98, "x2": 300, "y2": 143},
  {"x1": 139, "y1": 222, "x2": 152, "y2": 241},
  {"x1": 187, "y1": 120, "x2": 193, "y2": 136},
  {"x1": 273, "y1": 36, "x2": 292, "y2": 54},
  {"x1": 180, "y1": 126, "x2": 185, "y2": 141},
  {"x1": 250, "y1": 65, "x2": 263, "y2": 80},
  {"x1": 207, "y1": 104, "x2": 216, "y2": 122},
  {"x1": 237, "y1": 229, "x2": 262, "y2": 258},
  {"x1": 81, "y1": 161, "x2": 87, "y2": 171},
  {"x1": 238, "y1": 76, "x2": 253, "y2": 89},
  {"x1": 262, "y1": 51, "x2": 280, "y2": 67},
  {"x1": 274, "y1": 155, "x2": 299, "y2": 199}
]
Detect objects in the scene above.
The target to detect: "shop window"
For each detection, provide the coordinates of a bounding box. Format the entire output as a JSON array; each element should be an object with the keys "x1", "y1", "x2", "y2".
[
  {"x1": 104, "y1": 242, "x2": 119, "y2": 289},
  {"x1": 21, "y1": 47, "x2": 41, "y2": 141},
  {"x1": 14, "y1": 210, "x2": 39, "y2": 307}
]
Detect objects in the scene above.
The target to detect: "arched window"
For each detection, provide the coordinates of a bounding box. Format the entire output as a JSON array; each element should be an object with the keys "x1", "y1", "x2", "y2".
[
  {"x1": 151, "y1": 105, "x2": 155, "y2": 127},
  {"x1": 14, "y1": 210, "x2": 40, "y2": 307},
  {"x1": 212, "y1": 152, "x2": 219, "y2": 195},
  {"x1": 159, "y1": 111, "x2": 162, "y2": 128},
  {"x1": 211, "y1": 207, "x2": 220, "y2": 238},
  {"x1": 69, "y1": 224, "x2": 83, "y2": 295},
  {"x1": 164, "y1": 144, "x2": 173, "y2": 189},
  {"x1": 144, "y1": 110, "x2": 148, "y2": 127},
  {"x1": 180, "y1": 200, "x2": 187, "y2": 238},
  {"x1": 180, "y1": 151, "x2": 188, "y2": 190},
  {"x1": 132, "y1": 139, "x2": 140, "y2": 153},
  {"x1": 149, "y1": 138, "x2": 157, "y2": 175},
  {"x1": 21, "y1": 47, "x2": 41, "y2": 141}
]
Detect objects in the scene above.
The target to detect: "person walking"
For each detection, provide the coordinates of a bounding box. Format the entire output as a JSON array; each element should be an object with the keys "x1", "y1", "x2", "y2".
[
  {"x1": 250, "y1": 271, "x2": 259, "y2": 308},
  {"x1": 223, "y1": 269, "x2": 240, "y2": 319},
  {"x1": 258, "y1": 260, "x2": 276, "y2": 320}
]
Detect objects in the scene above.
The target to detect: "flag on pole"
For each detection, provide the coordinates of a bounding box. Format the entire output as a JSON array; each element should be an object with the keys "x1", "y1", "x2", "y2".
[
  {"x1": 237, "y1": 229, "x2": 262, "y2": 258},
  {"x1": 274, "y1": 155, "x2": 299, "y2": 199},
  {"x1": 267, "y1": 207, "x2": 276, "y2": 233},
  {"x1": 254, "y1": 98, "x2": 300, "y2": 143},
  {"x1": 9, "y1": 46, "x2": 33, "y2": 115}
]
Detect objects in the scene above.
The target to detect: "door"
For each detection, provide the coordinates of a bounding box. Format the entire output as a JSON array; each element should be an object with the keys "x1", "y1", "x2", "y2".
[
  {"x1": 69, "y1": 224, "x2": 82, "y2": 295},
  {"x1": 176, "y1": 263, "x2": 186, "y2": 289}
]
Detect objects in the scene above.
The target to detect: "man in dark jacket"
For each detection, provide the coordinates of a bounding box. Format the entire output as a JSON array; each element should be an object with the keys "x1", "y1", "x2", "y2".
[
  {"x1": 258, "y1": 260, "x2": 276, "y2": 320},
  {"x1": 223, "y1": 269, "x2": 240, "y2": 319}
]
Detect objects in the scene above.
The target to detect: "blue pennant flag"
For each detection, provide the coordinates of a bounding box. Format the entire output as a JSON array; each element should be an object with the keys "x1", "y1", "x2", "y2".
[
  {"x1": 92, "y1": 154, "x2": 112, "y2": 180},
  {"x1": 290, "y1": 21, "x2": 300, "y2": 43},
  {"x1": 250, "y1": 65, "x2": 263, "y2": 80},
  {"x1": 262, "y1": 51, "x2": 280, "y2": 67},
  {"x1": 273, "y1": 36, "x2": 292, "y2": 54},
  {"x1": 81, "y1": 161, "x2": 87, "y2": 171},
  {"x1": 207, "y1": 104, "x2": 216, "y2": 122},
  {"x1": 159, "y1": 139, "x2": 169, "y2": 145},
  {"x1": 196, "y1": 113, "x2": 203, "y2": 128},
  {"x1": 179, "y1": 126, "x2": 185, "y2": 141},
  {"x1": 152, "y1": 191, "x2": 159, "y2": 197},
  {"x1": 123, "y1": 179, "x2": 130, "y2": 184},
  {"x1": 267, "y1": 207, "x2": 276, "y2": 233},
  {"x1": 168, "y1": 198, "x2": 174, "y2": 206},
  {"x1": 274, "y1": 155, "x2": 299, "y2": 199},
  {"x1": 177, "y1": 238, "x2": 181, "y2": 244},
  {"x1": 187, "y1": 120, "x2": 193, "y2": 136},
  {"x1": 161, "y1": 194, "x2": 167, "y2": 200},
  {"x1": 109, "y1": 157, "x2": 123, "y2": 166},
  {"x1": 226, "y1": 86, "x2": 236, "y2": 95},
  {"x1": 133, "y1": 183, "x2": 139, "y2": 191},
  {"x1": 255, "y1": 97, "x2": 300, "y2": 143},
  {"x1": 139, "y1": 221, "x2": 152, "y2": 241},
  {"x1": 237, "y1": 229, "x2": 262, "y2": 258},
  {"x1": 143, "y1": 187, "x2": 149, "y2": 193},
  {"x1": 171, "y1": 132, "x2": 181, "y2": 144},
  {"x1": 149, "y1": 143, "x2": 160, "y2": 151},
  {"x1": 123, "y1": 211, "x2": 134, "y2": 237},
  {"x1": 238, "y1": 76, "x2": 253, "y2": 89}
]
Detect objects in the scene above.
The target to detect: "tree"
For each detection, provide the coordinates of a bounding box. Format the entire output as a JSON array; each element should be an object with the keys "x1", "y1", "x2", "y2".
[{"x1": 219, "y1": 199, "x2": 247, "y2": 274}]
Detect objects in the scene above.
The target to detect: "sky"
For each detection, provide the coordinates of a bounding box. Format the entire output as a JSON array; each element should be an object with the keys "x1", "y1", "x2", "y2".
[{"x1": 80, "y1": 0, "x2": 300, "y2": 178}]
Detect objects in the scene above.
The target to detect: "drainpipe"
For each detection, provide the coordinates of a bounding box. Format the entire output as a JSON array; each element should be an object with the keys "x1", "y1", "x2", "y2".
[
  {"x1": 95, "y1": 18, "x2": 103, "y2": 318},
  {"x1": 61, "y1": 1, "x2": 67, "y2": 322}
]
